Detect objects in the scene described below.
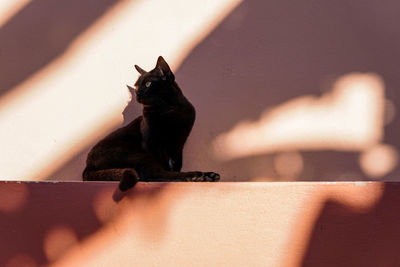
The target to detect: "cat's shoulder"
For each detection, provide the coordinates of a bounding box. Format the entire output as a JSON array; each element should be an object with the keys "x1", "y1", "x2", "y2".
[{"x1": 97, "y1": 115, "x2": 143, "y2": 144}]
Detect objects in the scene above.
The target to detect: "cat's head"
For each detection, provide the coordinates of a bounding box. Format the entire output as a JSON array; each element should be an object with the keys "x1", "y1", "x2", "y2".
[{"x1": 128, "y1": 56, "x2": 177, "y2": 106}]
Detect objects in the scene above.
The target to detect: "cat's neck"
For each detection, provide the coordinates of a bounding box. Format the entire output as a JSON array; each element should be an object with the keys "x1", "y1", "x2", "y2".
[
  {"x1": 167, "y1": 82, "x2": 189, "y2": 106},
  {"x1": 141, "y1": 101, "x2": 194, "y2": 119},
  {"x1": 142, "y1": 82, "x2": 192, "y2": 114}
]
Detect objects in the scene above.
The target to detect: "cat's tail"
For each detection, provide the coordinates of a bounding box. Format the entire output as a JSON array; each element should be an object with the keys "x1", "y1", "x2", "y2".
[{"x1": 83, "y1": 167, "x2": 139, "y2": 191}]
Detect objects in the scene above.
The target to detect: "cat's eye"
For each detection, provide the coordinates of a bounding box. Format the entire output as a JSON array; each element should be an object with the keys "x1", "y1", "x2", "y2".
[{"x1": 145, "y1": 81, "x2": 152, "y2": 88}]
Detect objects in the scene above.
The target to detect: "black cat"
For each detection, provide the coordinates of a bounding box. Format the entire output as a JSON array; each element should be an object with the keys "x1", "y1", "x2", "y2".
[{"x1": 83, "y1": 56, "x2": 220, "y2": 191}]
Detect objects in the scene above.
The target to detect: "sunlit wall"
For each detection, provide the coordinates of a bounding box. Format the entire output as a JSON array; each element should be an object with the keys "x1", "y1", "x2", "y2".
[{"x1": 0, "y1": 0, "x2": 242, "y2": 180}]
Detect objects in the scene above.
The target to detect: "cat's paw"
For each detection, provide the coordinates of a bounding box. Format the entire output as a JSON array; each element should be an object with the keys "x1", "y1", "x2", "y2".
[
  {"x1": 203, "y1": 172, "x2": 220, "y2": 182},
  {"x1": 188, "y1": 172, "x2": 220, "y2": 182}
]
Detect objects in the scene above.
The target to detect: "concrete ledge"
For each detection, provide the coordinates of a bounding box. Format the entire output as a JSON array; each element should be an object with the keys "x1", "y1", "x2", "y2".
[{"x1": 0, "y1": 181, "x2": 399, "y2": 267}]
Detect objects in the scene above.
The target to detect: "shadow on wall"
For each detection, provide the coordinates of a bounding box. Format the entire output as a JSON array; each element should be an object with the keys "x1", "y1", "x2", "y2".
[
  {"x1": 2, "y1": 182, "x2": 398, "y2": 266},
  {"x1": 0, "y1": 182, "x2": 102, "y2": 266},
  {"x1": 212, "y1": 73, "x2": 398, "y2": 180},
  {"x1": 175, "y1": 0, "x2": 400, "y2": 181},
  {"x1": 301, "y1": 184, "x2": 400, "y2": 267},
  {"x1": 49, "y1": 0, "x2": 400, "y2": 181},
  {"x1": 0, "y1": 0, "x2": 123, "y2": 97},
  {"x1": 0, "y1": 182, "x2": 170, "y2": 266}
]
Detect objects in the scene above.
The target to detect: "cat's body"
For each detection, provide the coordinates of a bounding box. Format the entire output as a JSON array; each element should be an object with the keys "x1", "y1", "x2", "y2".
[{"x1": 83, "y1": 56, "x2": 219, "y2": 191}]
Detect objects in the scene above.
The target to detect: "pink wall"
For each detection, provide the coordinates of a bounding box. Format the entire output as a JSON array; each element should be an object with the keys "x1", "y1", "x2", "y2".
[
  {"x1": 0, "y1": 1, "x2": 399, "y2": 181},
  {"x1": 50, "y1": 1, "x2": 400, "y2": 182},
  {"x1": 1, "y1": 181, "x2": 400, "y2": 266},
  {"x1": 176, "y1": 0, "x2": 400, "y2": 182}
]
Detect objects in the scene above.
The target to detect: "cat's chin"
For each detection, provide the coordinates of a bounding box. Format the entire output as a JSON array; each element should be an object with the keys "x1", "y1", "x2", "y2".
[
  {"x1": 135, "y1": 96, "x2": 144, "y2": 104},
  {"x1": 136, "y1": 99, "x2": 152, "y2": 108}
]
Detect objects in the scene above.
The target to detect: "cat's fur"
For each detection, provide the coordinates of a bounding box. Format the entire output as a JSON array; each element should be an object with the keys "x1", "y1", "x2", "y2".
[{"x1": 83, "y1": 56, "x2": 220, "y2": 191}]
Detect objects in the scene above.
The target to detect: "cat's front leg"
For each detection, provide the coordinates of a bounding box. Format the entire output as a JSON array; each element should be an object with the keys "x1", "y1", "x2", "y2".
[
  {"x1": 164, "y1": 171, "x2": 220, "y2": 182},
  {"x1": 139, "y1": 170, "x2": 220, "y2": 182},
  {"x1": 168, "y1": 152, "x2": 182, "y2": 171}
]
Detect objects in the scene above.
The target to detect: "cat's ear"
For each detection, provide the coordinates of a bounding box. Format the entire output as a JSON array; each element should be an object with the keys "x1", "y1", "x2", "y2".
[
  {"x1": 134, "y1": 65, "x2": 147, "y2": 75},
  {"x1": 156, "y1": 56, "x2": 174, "y2": 81},
  {"x1": 126, "y1": 85, "x2": 135, "y2": 92}
]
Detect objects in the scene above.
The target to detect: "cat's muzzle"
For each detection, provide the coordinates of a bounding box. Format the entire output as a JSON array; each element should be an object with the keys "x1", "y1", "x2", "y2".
[{"x1": 135, "y1": 91, "x2": 145, "y2": 103}]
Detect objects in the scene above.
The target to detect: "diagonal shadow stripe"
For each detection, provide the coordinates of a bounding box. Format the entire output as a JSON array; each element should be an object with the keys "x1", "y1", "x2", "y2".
[{"x1": 0, "y1": 0, "x2": 123, "y2": 96}]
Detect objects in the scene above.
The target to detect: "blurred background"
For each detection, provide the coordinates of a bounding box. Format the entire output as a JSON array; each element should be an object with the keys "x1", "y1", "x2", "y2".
[{"x1": 0, "y1": 0, "x2": 399, "y2": 182}]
